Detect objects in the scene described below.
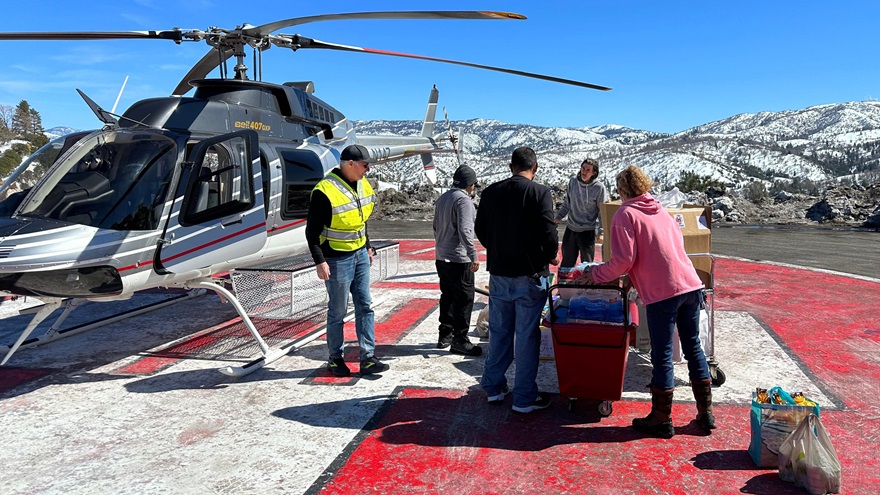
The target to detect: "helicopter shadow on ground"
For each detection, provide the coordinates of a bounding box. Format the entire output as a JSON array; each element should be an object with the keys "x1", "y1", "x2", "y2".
[{"x1": 0, "y1": 293, "x2": 242, "y2": 398}]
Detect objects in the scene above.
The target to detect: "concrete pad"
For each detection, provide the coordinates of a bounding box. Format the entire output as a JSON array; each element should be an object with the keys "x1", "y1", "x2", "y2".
[{"x1": 0, "y1": 240, "x2": 876, "y2": 494}]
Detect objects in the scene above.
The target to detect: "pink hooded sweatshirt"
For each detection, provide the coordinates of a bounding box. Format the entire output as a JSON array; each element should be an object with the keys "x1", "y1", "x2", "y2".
[{"x1": 591, "y1": 193, "x2": 703, "y2": 305}]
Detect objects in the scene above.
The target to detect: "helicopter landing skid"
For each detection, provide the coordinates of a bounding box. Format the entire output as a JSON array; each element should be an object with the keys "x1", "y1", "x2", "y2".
[
  {"x1": 216, "y1": 295, "x2": 388, "y2": 378},
  {"x1": 192, "y1": 280, "x2": 288, "y2": 377},
  {"x1": 0, "y1": 290, "x2": 205, "y2": 366},
  {"x1": 219, "y1": 347, "x2": 289, "y2": 378}
]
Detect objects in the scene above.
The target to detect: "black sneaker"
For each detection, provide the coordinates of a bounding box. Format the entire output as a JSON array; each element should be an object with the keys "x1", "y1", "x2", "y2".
[
  {"x1": 487, "y1": 385, "x2": 510, "y2": 404},
  {"x1": 327, "y1": 357, "x2": 350, "y2": 377},
  {"x1": 450, "y1": 336, "x2": 483, "y2": 356},
  {"x1": 437, "y1": 334, "x2": 454, "y2": 349},
  {"x1": 512, "y1": 393, "x2": 552, "y2": 413},
  {"x1": 359, "y1": 356, "x2": 390, "y2": 375}
]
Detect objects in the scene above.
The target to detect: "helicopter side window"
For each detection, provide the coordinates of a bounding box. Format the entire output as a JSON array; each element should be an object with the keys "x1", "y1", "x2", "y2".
[
  {"x1": 98, "y1": 143, "x2": 175, "y2": 231},
  {"x1": 278, "y1": 149, "x2": 324, "y2": 220},
  {"x1": 182, "y1": 136, "x2": 253, "y2": 225}
]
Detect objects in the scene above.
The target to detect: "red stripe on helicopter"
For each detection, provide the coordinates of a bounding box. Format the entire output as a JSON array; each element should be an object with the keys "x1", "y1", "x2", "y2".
[
  {"x1": 118, "y1": 259, "x2": 154, "y2": 273},
  {"x1": 268, "y1": 219, "x2": 306, "y2": 233},
  {"x1": 160, "y1": 222, "x2": 267, "y2": 264}
]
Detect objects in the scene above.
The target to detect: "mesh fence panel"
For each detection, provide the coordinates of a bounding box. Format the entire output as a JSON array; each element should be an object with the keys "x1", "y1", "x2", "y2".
[{"x1": 231, "y1": 242, "x2": 399, "y2": 320}]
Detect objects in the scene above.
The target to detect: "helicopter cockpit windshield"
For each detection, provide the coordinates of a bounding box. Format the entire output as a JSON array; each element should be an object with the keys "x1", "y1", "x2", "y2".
[{"x1": 17, "y1": 131, "x2": 177, "y2": 231}]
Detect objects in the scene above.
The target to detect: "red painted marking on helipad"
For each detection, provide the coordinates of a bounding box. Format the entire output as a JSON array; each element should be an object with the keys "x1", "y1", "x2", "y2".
[
  {"x1": 372, "y1": 281, "x2": 438, "y2": 290},
  {"x1": 397, "y1": 240, "x2": 436, "y2": 260},
  {"x1": 116, "y1": 334, "x2": 226, "y2": 374},
  {"x1": 316, "y1": 388, "x2": 815, "y2": 494},
  {"x1": 0, "y1": 367, "x2": 51, "y2": 393},
  {"x1": 715, "y1": 257, "x2": 880, "y2": 415},
  {"x1": 117, "y1": 315, "x2": 326, "y2": 375},
  {"x1": 307, "y1": 298, "x2": 437, "y2": 385},
  {"x1": 312, "y1": 255, "x2": 880, "y2": 494}
]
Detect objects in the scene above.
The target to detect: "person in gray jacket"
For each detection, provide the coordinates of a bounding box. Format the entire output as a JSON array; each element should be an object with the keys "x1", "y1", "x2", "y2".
[
  {"x1": 433, "y1": 164, "x2": 483, "y2": 356},
  {"x1": 555, "y1": 158, "x2": 608, "y2": 267}
]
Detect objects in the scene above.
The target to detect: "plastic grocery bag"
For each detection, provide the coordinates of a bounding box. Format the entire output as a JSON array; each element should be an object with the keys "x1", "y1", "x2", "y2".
[
  {"x1": 778, "y1": 414, "x2": 841, "y2": 494},
  {"x1": 749, "y1": 388, "x2": 821, "y2": 467},
  {"x1": 655, "y1": 187, "x2": 688, "y2": 209}
]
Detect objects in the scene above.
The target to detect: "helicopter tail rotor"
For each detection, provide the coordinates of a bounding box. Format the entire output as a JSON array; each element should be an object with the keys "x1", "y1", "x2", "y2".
[{"x1": 444, "y1": 107, "x2": 463, "y2": 168}]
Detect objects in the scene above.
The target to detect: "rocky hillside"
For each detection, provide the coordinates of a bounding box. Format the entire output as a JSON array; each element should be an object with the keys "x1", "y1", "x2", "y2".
[
  {"x1": 372, "y1": 181, "x2": 880, "y2": 229},
  {"x1": 362, "y1": 100, "x2": 880, "y2": 228},
  {"x1": 358, "y1": 101, "x2": 880, "y2": 193}
]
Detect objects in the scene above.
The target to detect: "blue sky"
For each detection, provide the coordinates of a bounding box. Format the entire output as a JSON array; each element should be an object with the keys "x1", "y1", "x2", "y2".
[{"x1": 0, "y1": 1, "x2": 877, "y2": 134}]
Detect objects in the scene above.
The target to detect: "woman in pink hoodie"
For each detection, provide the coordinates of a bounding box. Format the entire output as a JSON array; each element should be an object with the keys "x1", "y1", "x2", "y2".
[{"x1": 587, "y1": 165, "x2": 714, "y2": 439}]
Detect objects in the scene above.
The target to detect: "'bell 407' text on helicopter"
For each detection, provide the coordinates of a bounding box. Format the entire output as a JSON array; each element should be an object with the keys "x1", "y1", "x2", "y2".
[{"x1": 0, "y1": 11, "x2": 610, "y2": 375}]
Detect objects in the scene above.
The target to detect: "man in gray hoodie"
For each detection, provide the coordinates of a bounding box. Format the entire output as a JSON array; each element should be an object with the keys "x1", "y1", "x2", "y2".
[
  {"x1": 555, "y1": 158, "x2": 608, "y2": 267},
  {"x1": 433, "y1": 164, "x2": 483, "y2": 356}
]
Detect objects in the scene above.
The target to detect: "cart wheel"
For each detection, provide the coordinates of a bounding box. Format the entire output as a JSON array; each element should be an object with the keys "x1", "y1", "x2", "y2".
[
  {"x1": 598, "y1": 401, "x2": 613, "y2": 417},
  {"x1": 567, "y1": 398, "x2": 577, "y2": 412},
  {"x1": 710, "y1": 365, "x2": 727, "y2": 386}
]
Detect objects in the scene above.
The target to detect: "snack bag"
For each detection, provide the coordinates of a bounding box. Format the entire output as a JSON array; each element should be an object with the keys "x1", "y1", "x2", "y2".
[{"x1": 749, "y1": 387, "x2": 820, "y2": 467}]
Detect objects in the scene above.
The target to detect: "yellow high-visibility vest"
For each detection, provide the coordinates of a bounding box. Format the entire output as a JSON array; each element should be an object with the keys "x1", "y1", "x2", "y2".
[{"x1": 313, "y1": 171, "x2": 375, "y2": 252}]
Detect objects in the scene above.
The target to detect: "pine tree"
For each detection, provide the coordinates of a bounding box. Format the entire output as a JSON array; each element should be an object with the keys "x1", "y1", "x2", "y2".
[
  {"x1": 29, "y1": 107, "x2": 44, "y2": 135},
  {"x1": 11, "y1": 100, "x2": 33, "y2": 136}
]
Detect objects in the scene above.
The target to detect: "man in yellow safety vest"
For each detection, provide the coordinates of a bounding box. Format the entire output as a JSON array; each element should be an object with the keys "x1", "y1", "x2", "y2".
[{"x1": 306, "y1": 144, "x2": 389, "y2": 377}]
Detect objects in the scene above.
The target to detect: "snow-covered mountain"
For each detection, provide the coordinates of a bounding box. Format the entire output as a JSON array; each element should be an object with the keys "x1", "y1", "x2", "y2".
[
  {"x1": 28, "y1": 101, "x2": 880, "y2": 193},
  {"x1": 357, "y1": 100, "x2": 880, "y2": 192},
  {"x1": 44, "y1": 126, "x2": 80, "y2": 140}
]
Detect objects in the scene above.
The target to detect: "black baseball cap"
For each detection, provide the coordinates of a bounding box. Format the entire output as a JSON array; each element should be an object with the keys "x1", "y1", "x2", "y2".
[
  {"x1": 452, "y1": 165, "x2": 478, "y2": 188},
  {"x1": 340, "y1": 144, "x2": 372, "y2": 163}
]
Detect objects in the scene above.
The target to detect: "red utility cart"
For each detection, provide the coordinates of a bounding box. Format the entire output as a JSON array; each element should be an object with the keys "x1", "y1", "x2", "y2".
[{"x1": 547, "y1": 283, "x2": 636, "y2": 416}]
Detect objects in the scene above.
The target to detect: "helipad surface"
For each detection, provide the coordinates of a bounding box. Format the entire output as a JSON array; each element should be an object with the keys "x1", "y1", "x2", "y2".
[{"x1": 1, "y1": 240, "x2": 877, "y2": 494}]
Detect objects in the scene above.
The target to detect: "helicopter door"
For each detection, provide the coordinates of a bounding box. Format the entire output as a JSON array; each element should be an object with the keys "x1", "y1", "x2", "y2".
[{"x1": 155, "y1": 130, "x2": 266, "y2": 274}]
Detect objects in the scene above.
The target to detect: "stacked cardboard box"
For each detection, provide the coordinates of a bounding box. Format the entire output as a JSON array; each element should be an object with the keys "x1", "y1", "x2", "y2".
[{"x1": 599, "y1": 202, "x2": 712, "y2": 275}]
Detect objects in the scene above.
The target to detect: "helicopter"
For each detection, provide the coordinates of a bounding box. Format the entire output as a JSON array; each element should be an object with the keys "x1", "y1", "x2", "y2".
[{"x1": 0, "y1": 11, "x2": 610, "y2": 375}]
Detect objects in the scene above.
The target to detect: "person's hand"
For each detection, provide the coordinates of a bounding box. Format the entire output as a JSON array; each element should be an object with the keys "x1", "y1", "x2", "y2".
[
  {"x1": 577, "y1": 267, "x2": 595, "y2": 285},
  {"x1": 597, "y1": 233, "x2": 604, "y2": 245},
  {"x1": 554, "y1": 218, "x2": 559, "y2": 225},
  {"x1": 316, "y1": 262, "x2": 330, "y2": 280},
  {"x1": 471, "y1": 261, "x2": 480, "y2": 273},
  {"x1": 549, "y1": 256, "x2": 560, "y2": 266},
  {"x1": 368, "y1": 248, "x2": 375, "y2": 265}
]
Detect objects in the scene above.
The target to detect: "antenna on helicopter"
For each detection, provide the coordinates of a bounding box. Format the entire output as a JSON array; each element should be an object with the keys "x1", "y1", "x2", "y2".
[{"x1": 111, "y1": 75, "x2": 129, "y2": 114}]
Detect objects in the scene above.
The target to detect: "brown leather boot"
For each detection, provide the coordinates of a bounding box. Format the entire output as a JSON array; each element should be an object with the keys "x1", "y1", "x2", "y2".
[
  {"x1": 691, "y1": 378, "x2": 716, "y2": 431},
  {"x1": 632, "y1": 387, "x2": 675, "y2": 439}
]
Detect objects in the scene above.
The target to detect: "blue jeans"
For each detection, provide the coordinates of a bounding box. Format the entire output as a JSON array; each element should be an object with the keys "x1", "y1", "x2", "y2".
[
  {"x1": 324, "y1": 248, "x2": 375, "y2": 361},
  {"x1": 481, "y1": 274, "x2": 548, "y2": 408},
  {"x1": 645, "y1": 289, "x2": 710, "y2": 390}
]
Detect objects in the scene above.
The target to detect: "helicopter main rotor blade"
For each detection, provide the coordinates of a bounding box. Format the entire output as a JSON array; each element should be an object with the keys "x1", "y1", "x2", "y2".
[
  {"x1": 0, "y1": 30, "x2": 183, "y2": 41},
  {"x1": 172, "y1": 12, "x2": 524, "y2": 95},
  {"x1": 172, "y1": 48, "x2": 235, "y2": 96},
  {"x1": 298, "y1": 37, "x2": 611, "y2": 91},
  {"x1": 248, "y1": 11, "x2": 525, "y2": 36}
]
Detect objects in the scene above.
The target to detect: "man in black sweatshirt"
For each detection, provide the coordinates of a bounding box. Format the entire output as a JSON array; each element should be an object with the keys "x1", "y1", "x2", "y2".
[{"x1": 475, "y1": 146, "x2": 559, "y2": 413}]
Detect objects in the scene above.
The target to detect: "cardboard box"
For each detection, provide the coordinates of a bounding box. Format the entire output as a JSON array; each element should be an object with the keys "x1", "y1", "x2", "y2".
[{"x1": 600, "y1": 202, "x2": 712, "y2": 274}]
